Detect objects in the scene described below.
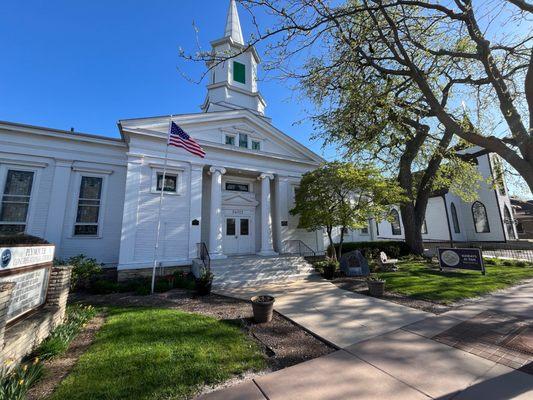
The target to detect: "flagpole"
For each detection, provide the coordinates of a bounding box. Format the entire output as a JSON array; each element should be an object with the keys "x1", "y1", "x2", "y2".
[{"x1": 151, "y1": 115, "x2": 173, "y2": 294}]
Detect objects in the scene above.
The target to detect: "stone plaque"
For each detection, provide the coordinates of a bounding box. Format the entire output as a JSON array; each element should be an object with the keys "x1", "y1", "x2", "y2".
[
  {"x1": 0, "y1": 246, "x2": 54, "y2": 270},
  {"x1": 0, "y1": 267, "x2": 49, "y2": 322}
]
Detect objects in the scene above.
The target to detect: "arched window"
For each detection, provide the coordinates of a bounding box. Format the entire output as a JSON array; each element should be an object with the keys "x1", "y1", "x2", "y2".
[
  {"x1": 451, "y1": 203, "x2": 460, "y2": 234},
  {"x1": 472, "y1": 201, "x2": 490, "y2": 233},
  {"x1": 390, "y1": 209, "x2": 402, "y2": 235},
  {"x1": 504, "y1": 205, "x2": 516, "y2": 239},
  {"x1": 421, "y1": 219, "x2": 428, "y2": 234}
]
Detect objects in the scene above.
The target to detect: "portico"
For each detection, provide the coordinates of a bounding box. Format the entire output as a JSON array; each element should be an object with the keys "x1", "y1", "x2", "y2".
[{"x1": 206, "y1": 166, "x2": 277, "y2": 259}]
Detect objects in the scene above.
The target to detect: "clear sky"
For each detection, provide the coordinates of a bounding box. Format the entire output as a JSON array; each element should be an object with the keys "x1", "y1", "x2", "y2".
[{"x1": 0, "y1": 0, "x2": 332, "y2": 158}]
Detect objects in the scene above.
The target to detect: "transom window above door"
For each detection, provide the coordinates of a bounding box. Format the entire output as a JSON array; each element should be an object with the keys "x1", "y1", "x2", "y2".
[{"x1": 225, "y1": 182, "x2": 249, "y2": 192}]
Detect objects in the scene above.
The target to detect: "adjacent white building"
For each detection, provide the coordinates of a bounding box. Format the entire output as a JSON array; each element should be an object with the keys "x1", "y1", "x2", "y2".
[
  {"x1": 335, "y1": 148, "x2": 517, "y2": 245},
  {"x1": 0, "y1": 0, "x2": 518, "y2": 280}
]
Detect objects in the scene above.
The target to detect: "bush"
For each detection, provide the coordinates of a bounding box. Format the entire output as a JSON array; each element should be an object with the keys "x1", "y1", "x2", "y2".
[
  {"x1": 0, "y1": 358, "x2": 43, "y2": 400},
  {"x1": 0, "y1": 234, "x2": 49, "y2": 246},
  {"x1": 314, "y1": 259, "x2": 338, "y2": 280},
  {"x1": 55, "y1": 255, "x2": 103, "y2": 291},
  {"x1": 90, "y1": 279, "x2": 120, "y2": 294},
  {"x1": 34, "y1": 304, "x2": 96, "y2": 360},
  {"x1": 173, "y1": 271, "x2": 196, "y2": 290},
  {"x1": 119, "y1": 278, "x2": 151, "y2": 296},
  {"x1": 336, "y1": 241, "x2": 411, "y2": 259}
]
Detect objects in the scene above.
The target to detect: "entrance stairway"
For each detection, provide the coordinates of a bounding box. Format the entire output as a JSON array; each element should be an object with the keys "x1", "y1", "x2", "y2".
[{"x1": 210, "y1": 255, "x2": 318, "y2": 289}]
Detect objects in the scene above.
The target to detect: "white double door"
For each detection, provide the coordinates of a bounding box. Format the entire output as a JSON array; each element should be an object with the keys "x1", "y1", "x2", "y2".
[{"x1": 223, "y1": 213, "x2": 254, "y2": 255}]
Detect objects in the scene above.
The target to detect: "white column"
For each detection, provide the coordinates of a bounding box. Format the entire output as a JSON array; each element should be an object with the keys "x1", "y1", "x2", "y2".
[
  {"x1": 44, "y1": 159, "x2": 73, "y2": 249},
  {"x1": 258, "y1": 173, "x2": 277, "y2": 256},
  {"x1": 188, "y1": 164, "x2": 204, "y2": 259},
  {"x1": 208, "y1": 166, "x2": 227, "y2": 259}
]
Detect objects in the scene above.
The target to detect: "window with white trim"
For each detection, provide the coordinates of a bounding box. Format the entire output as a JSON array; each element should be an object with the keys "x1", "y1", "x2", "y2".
[
  {"x1": 225, "y1": 182, "x2": 249, "y2": 192},
  {"x1": 390, "y1": 209, "x2": 402, "y2": 235},
  {"x1": 239, "y1": 133, "x2": 248, "y2": 148},
  {"x1": 0, "y1": 170, "x2": 34, "y2": 235},
  {"x1": 74, "y1": 176, "x2": 103, "y2": 236},
  {"x1": 225, "y1": 135, "x2": 235, "y2": 146},
  {"x1": 156, "y1": 173, "x2": 178, "y2": 193},
  {"x1": 251, "y1": 140, "x2": 261, "y2": 151}
]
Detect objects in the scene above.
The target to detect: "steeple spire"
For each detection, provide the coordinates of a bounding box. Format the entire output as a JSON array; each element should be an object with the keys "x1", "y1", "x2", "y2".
[{"x1": 224, "y1": 0, "x2": 244, "y2": 45}]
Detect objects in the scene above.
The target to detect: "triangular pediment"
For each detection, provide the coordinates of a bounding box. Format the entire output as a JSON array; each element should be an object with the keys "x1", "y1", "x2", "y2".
[
  {"x1": 119, "y1": 110, "x2": 324, "y2": 165},
  {"x1": 222, "y1": 192, "x2": 259, "y2": 207}
]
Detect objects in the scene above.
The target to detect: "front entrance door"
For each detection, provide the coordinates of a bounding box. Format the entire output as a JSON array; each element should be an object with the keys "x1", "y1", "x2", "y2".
[{"x1": 224, "y1": 217, "x2": 253, "y2": 255}]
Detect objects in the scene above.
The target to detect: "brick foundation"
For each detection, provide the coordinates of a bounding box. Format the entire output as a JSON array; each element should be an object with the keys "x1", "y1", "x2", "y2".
[{"x1": 0, "y1": 265, "x2": 72, "y2": 365}]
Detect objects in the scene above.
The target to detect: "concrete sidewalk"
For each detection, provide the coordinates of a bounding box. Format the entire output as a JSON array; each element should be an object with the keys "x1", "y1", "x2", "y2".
[
  {"x1": 204, "y1": 280, "x2": 533, "y2": 399},
  {"x1": 216, "y1": 280, "x2": 430, "y2": 348},
  {"x1": 199, "y1": 319, "x2": 533, "y2": 400}
]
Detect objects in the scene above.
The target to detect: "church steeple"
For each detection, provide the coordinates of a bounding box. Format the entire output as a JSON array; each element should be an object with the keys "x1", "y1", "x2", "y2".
[
  {"x1": 224, "y1": 0, "x2": 244, "y2": 45},
  {"x1": 201, "y1": 0, "x2": 266, "y2": 116}
]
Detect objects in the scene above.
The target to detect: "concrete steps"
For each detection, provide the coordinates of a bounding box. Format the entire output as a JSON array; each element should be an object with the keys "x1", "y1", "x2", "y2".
[{"x1": 210, "y1": 255, "x2": 317, "y2": 289}]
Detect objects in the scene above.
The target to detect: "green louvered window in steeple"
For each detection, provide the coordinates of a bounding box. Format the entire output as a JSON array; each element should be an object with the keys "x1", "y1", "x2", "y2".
[{"x1": 233, "y1": 61, "x2": 246, "y2": 84}]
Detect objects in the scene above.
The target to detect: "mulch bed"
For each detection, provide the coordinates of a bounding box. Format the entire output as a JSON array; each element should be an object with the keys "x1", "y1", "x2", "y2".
[
  {"x1": 26, "y1": 314, "x2": 106, "y2": 400},
  {"x1": 332, "y1": 277, "x2": 452, "y2": 314},
  {"x1": 72, "y1": 289, "x2": 335, "y2": 372}
]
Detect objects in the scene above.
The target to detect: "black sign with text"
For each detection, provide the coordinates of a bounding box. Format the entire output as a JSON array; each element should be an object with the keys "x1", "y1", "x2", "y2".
[{"x1": 438, "y1": 248, "x2": 485, "y2": 275}]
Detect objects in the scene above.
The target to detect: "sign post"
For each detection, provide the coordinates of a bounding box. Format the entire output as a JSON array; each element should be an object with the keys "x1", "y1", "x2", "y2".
[{"x1": 437, "y1": 247, "x2": 485, "y2": 275}]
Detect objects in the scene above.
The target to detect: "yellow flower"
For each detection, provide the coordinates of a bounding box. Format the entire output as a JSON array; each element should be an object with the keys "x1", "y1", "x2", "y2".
[
  {"x1": 33, "y1": 357, "x2": 39, "y2": 364},
  {"x1": 22, "y1": 365, "x2": 27, "y2": 372},
  {"x1": 3, "y1": 359, "x2": 13, "y2": 366},
  {"x1": 19, "y1": 379, "x2": 24, "y2": 385}
]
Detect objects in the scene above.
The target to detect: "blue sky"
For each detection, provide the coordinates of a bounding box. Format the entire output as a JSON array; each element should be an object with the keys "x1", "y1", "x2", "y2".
[{"x1": 0, "y1": 0, "x2": 331, "y2": 158}]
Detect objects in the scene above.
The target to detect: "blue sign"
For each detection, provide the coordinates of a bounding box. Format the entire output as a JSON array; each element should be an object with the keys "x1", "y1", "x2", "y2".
[
  {"x1": 438, "y1": 248, "x2": 485, "y2": 275},
  {"x1": 1, "y1": 249, "x2": 11, "y2": 268}
]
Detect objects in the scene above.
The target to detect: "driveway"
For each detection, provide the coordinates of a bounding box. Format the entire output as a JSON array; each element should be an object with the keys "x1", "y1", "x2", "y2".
[{"x1": 207, "y1": 280, "x2": 533, "y2": 399}]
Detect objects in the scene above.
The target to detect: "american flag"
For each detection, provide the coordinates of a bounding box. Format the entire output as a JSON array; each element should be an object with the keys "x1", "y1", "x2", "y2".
[{"x1": 168, "y1": 121, "x2": 206, "y2": 158}]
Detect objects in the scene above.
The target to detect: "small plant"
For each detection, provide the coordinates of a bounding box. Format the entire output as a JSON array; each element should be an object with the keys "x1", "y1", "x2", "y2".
[
  {"x1": 56, "y1": 255, "x2": 102, "y2": 291},
  {"x1": 366, "y1": 274, "x2": 386, "y2": 296},
  {"x1": 0, "y1": 358, "x2": 43, "y2": 400},
  {"x1": 195, "y1": 270, "x2": 213, "y2": 295},
  {"x1": 367, "y1": 273, "x2": 385, "y2": 282},
  {"x1": 34, "y1": 304, "x2": 97, "y2": 360}
]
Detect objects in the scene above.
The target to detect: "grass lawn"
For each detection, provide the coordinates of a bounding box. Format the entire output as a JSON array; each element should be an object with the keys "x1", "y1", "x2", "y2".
[
  {"x1": 49, "y1": 307, "x2": 266, "y2": 400},
  {"x1": 377, "y1": 258, "x2": 533, "y2": 304}
]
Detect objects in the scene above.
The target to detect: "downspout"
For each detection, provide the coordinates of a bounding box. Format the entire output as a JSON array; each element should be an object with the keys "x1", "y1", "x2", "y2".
[{"x1": 442, "y1": 194, "x2": 454, "y2": 247}]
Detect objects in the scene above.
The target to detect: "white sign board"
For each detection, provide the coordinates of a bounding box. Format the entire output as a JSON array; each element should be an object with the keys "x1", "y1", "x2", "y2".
[
  {"x1": 0, "y1": 246, "x2": 55, "y2": 270},
  {"x1": 0, "y1": 267, "x2": 50, "y2": 322}
]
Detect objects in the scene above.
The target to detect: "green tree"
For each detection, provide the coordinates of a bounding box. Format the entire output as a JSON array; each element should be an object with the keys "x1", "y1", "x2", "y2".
[{"x1": 290, "y1": 162, "x2": 405, "y2": 259}]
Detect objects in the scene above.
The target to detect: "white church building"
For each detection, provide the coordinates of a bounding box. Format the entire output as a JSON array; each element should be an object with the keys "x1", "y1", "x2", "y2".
[{"x1": 0, "y1": 1, "x2": 518, "y2": 280}]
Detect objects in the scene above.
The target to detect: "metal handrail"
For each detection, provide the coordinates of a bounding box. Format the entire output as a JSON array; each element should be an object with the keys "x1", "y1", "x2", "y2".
[
  {"x1": 196, "y1": 242, "x2": 211, "y2": 273},
  {"x1": 281, "y1": 240, "x2": 316, "y2": 257}
]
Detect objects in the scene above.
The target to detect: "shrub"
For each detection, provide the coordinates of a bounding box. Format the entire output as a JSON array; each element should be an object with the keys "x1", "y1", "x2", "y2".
[
  {"x1": 55, "y1": 255, "x2": 103, "y2": 291},
  {"x1": 118, "y1": 278, "x2": 151, "y2": 296},
  {"x1": 34, "y1": 304, "x2": 96, "y2": 360},
  {"x1": 90, "y1": 279, "x2": 120, "y2": 294},
  {"x1": 0, "y1": 234, "x2": 49, "y2": 246},
  {"x1": 0, "y1": 358, "x2": 43, "y2": 400},
  {"x1": 173, "y1": 271, "x2": 196, "y2": 290},
  {"x1": 336, "y1": 241, "x2": 411, "y2": 259},
  {"x1": 315, "y1": 259, "x2": 338, "y2": 280}
]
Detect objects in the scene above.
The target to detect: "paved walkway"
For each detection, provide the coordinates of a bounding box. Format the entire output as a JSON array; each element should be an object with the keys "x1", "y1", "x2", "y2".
[{"x1": 204, "y1": 280, "x2": 533, "y2": 399}]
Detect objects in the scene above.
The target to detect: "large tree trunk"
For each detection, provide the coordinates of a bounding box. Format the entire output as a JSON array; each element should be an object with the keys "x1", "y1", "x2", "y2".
[
  {"x1": 400, "y1": 203, "x2": 424, "y2": 255},
  {"x1": 326, "y1": 226, "x2": 337, "y2": 261}
]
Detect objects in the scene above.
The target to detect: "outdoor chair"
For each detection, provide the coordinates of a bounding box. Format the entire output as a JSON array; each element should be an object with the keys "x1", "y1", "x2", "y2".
[{"x1": 377, "y1": 251, "x2": 398, "y2": 271}]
